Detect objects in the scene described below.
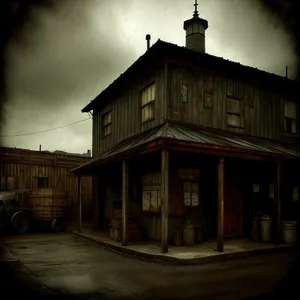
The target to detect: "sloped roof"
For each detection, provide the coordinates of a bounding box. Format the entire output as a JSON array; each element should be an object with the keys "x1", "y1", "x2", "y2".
[
  {"x1": 72, "y1": 121, "x2": 300, "y2": 174},
  {"x1": 82, "y1": 39, "x2": 299, "y2": 113}
]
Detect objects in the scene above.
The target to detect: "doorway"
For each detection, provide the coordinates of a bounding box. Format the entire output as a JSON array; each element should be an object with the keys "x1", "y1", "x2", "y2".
[{"x1": 224, "y1": 164, "x2": 243, "y2": 237}]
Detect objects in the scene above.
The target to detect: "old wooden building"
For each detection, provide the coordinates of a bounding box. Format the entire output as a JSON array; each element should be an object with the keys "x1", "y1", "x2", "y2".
[
  {"x1": 0, "y1": 147, "x2": 93, "y2": 224},
  {"x1": 73, "y1": 3, "x2": 300, "y2": 253}
]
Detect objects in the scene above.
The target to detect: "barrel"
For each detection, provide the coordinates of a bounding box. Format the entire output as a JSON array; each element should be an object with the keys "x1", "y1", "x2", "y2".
[
  {"x1": 183, "y1": 224, "x2": 195, "y2": 246},
  {"x1": 282, "y1": 221, "x2": 297, "y2": 244},
  {"x1": 28, "y1": 189, "x2": 68, "y2": 222},
  {"x1": 174, "y1": 229, "x2": 183, "y2": 246},
  {"x1": 260, "y1": 215, "x2": 272, "y2": 242}
]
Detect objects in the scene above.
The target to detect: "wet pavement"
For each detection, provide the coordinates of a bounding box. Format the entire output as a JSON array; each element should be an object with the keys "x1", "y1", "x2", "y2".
[{"x1": 0, "y1": 233, "x2": 296, "y2": 299}]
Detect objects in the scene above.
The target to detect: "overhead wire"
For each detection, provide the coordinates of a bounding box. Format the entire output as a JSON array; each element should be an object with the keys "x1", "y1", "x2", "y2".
[{"x1": 0, "y1": 117, "x2": 91, "y2": 138}]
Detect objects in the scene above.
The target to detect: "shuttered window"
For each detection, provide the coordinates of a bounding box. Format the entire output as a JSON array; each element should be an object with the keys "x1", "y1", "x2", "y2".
[
  {"x1": 102, "y1": 110, "x2": 112, "y2": 137},
  {"x1": 183, "y1": 182, "x2": 199, "y2": 207},
  {"x1": 142, "y1": 173, "x2": 161, "y2": 212},
  {"x1": 227, "y1": 97, "x2": 242, "y2": 127},
  {"x1": 141, "y1": 83, "x2": 155, "y2": 123},
  {"x1": 284, "y1": 101, "x2": 297, "y2": 134}
]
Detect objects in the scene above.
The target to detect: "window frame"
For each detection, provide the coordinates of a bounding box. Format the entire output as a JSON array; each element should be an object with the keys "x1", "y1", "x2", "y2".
[
  {"x1": 226, "y1": 96, "x2": 243, "y2": 128},
  {"x1": 141, "y1": 82, "x2": 155, "y2": 124},
  {"x1": 183, "y1": 181, "x2": 199, "y2": 207},
  {"x1": 101, "y1": 110, "x2": 112, "y2": 137},
  {"x1": 284, "y1": 100, "x2": 297, "y2": 135}
]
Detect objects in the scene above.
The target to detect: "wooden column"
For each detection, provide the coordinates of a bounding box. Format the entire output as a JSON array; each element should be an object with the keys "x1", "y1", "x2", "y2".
[
  {"x1": 275, "y1": 162, "x2": 282, "y2": 244},
  {"x1": 77, "y1": 175, "x2": 82, "y2": 233},
  {"x1": 217, "y1": 157, "x2": 225, "y2": 252},
  {"x1": 122, "y1": 160, "x2": 129, "y2": 246},
  {"x1": 161, "y1": 148, "x2": 169, "y2": 253}
]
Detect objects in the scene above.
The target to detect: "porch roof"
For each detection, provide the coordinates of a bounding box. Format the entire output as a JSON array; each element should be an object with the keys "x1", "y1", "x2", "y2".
[{"x1": 72, "y1": 121, "x2": 300, "y2": 175}]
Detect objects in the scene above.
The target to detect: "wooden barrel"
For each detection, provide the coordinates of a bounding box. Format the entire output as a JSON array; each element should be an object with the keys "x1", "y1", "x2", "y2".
[{"x1": 28, "y1": 189, "x2": 68, "y2": 222}]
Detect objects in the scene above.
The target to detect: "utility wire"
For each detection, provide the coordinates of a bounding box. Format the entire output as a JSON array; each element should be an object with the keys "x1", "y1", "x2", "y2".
[{"x1": 0, "y1": 118, "x2": 91, "y2": 138}]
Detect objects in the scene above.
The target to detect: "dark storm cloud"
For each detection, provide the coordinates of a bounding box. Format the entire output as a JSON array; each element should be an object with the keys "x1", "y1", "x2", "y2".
[
  {"x1": 255, "y1": 0, "x2": 300, "y2": 79},
  {"x1": 1, "y1": 0, "x2": 138, "y2": 152},
  {"x1": 1, "y1": 0, "x2": 298, "y2": 153}
]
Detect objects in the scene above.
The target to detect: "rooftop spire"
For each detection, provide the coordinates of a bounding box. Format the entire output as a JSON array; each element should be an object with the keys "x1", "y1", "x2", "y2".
[{"x1": 193, "y1": 0, "x2": 199, "y2": 18}]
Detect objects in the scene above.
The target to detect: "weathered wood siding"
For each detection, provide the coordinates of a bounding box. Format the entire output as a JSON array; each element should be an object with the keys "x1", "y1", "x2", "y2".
[
  {"x1": 0, "y1": 147, "x2": 93, "y2": 222},
  {"x1": 168, "y1": 64, "x2": 300, "y2": 145},
  {"x1": 92, "y1": 67, "x2": 167, "y2": 156}
]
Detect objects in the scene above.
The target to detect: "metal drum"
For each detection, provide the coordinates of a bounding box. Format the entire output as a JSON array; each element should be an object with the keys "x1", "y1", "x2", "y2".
[{"x1": 28, "y1": 189, "x2": 68, "y2": 232}]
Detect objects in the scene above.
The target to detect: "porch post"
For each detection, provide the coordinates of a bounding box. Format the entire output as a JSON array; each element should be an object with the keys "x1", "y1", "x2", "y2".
[
  {"x1": 122, "y1": 160, "x2": 129, "y2": 246},
  {"x1": 217, "y1": 157, "x2": 225, "y2": 252},
  {"x1": 161, "y1": 148, "x2": 169, "y2": 253},
  {"x1": 77, "y1": 175, "x2": 82, "y2": 233},
  {"x1": 275, "y1": 162, "x2": 282, "y2": 244}
]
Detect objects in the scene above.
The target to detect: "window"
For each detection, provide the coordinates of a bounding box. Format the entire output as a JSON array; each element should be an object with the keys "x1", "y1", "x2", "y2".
[
  {"x1": 253, "y1": 184, "x2": 260, "y2": 193},
  {"x1": 183, "y1": 182, "x2": 199, "y2": 207},
  {"x1": 141, "y1": 83, "x2": 155, "y2": 123},
  {"x1": 269, "y1": 183, "x2": 275, "y2": 199},
  {"x1": 142, "y1": 173, "x2": 161, "y2": 212},
  {"x1": 37, "y1": 177, "x2": 48, "y2": 188},
  {"x1": 293, "y1": 186, "x2": 299, "y2": 202},
  {"x1": 227, "y1": 97, "x2": 242, "y2": 127},
  {"x1": 284, "y1": 101, "x2": 297, "y2": 134},
  {"x1": 102, "y1": 110, "x2": 112, "y2": 137}
]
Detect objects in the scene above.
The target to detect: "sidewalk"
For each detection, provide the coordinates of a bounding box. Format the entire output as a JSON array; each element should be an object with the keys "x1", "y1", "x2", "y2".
[{"x1": 73, "y1": 229, "x2": 293, "y2": 265}]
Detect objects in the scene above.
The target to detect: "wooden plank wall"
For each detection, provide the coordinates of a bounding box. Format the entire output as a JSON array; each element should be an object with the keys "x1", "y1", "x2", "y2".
[
  {"x1": 168, "y1": 64, "x2": 300, "y2": 145},
  {"x1": 0, "y1": 147, "x2": 93, "y2": 222},
  {"x1": 92, "y1": 67, "x2": 167, "y2": 156}
]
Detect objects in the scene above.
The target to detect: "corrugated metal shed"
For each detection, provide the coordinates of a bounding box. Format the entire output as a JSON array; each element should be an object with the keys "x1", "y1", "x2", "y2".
[{"x1": 72, "y1": 121, "x2": 300, "y2": 174}]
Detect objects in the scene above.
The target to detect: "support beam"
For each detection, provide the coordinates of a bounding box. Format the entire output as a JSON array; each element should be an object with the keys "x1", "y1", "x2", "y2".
[
  {"x1": 217, "y1": 157, "x2": 225, "y2": 252},
  {"x1": 275, "y1": 162, "x2": 282, "y2": 244},
  {"x1": 77, "y1": 176, "x2": 82, "y2": 233},
  {"x1": 122, "y1": 160, "x2": 129, "y2": 246},
  {"x1": 161, "y1": 148, "x2": 169, "y2": 253}
]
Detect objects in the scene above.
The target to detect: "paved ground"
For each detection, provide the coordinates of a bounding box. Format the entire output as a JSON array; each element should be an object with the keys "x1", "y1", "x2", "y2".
[{"x1": 0, "y1": 233, "x2": 298, "y2": 299}]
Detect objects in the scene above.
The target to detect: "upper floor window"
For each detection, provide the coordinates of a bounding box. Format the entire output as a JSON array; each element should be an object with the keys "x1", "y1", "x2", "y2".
[
  {"x1": 102, "y1": 110, "x2": 112, "y2": 137},
  {"x1": 227, "y1": 97, "x2": 242, "y2": 127},
  {"x1": 284, "y1": 101, "x2": 297, "y2": 134},
  {"x1": 141, "y1": 83, "x2": 155, "y2": 123}
]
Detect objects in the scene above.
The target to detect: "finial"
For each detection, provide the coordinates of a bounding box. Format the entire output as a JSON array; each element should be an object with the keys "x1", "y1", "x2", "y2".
[{"x1": 193, "y1": 0, "x2": 199, "y2": 18}]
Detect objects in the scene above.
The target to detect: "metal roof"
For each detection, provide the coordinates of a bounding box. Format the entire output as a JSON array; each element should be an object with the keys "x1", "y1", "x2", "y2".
[{"x1": 72, "y1": 122, "x2": 300, "y2": 174}]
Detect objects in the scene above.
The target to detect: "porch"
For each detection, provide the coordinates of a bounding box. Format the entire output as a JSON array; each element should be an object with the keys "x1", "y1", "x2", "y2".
[
  {"x1": 72, "y1": 121, "x2": 300, "y2": 254},
  {"x1": 74, "y1": 226, "x2": 292, "y2": 264}
]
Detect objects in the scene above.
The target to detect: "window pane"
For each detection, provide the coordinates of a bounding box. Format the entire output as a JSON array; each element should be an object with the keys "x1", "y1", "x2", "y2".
[
  {"x1": 284, "y1": 101, "x2": 296, "y2": 118},
  {"x1": 142, "y1": 91, "x2": 147, "y2": 106},
  {"x1": 191, "y1": 182, "x2": 198, "y2": 192},
  {"x1": 292, "y1": 119, "x2": 297, "y2": 134},
  {"x1": 142, "y1": 103, "x2": 154, "y2": 122},
  {"x1": 151, "y1": 84, "x2": 155, "y2": 101},
  {"x1": 149, "y1": 102, "x2": 154, "y2": 119},
  {"x1": 142, "y1": 191, "x2": 150, "y2": 211},
  {"x1": 107, "y1": 124, "x2": 111, "y2": 135},
  {"x1": 284, "y1": 119, "x2": 287, "y2": 132},
  {"x1": 293, "y1": 186, "x2": 299, "y2": 201},
  {"x1": 184, "y1": 192, "x2": 191, "y2": 206},
  {"x1": 227, "y1": 98, "x2": 241, "y2": 114},
  {"x1": 191, "y1": 192, "x2": 199, "y2": 206},
  {"x1": 227, "y1": 113, "x2": 241, "y2": 127},
  {"x1": 107, "y1": 112, "x2": 112, "y2": 123},
  {"x1": 150, "y1": 191, "x2": 158, "y2": 211}
]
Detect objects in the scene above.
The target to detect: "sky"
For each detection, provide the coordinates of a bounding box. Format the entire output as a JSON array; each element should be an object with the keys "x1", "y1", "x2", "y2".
[{"x1": 1, "y1": 0, "x2": 298, "y2": 154}]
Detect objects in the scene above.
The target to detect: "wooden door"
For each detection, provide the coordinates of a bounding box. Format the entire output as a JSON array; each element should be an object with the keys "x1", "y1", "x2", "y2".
[{"x1": 224, "y1": 167, "x2": 243, "y2": 237}]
